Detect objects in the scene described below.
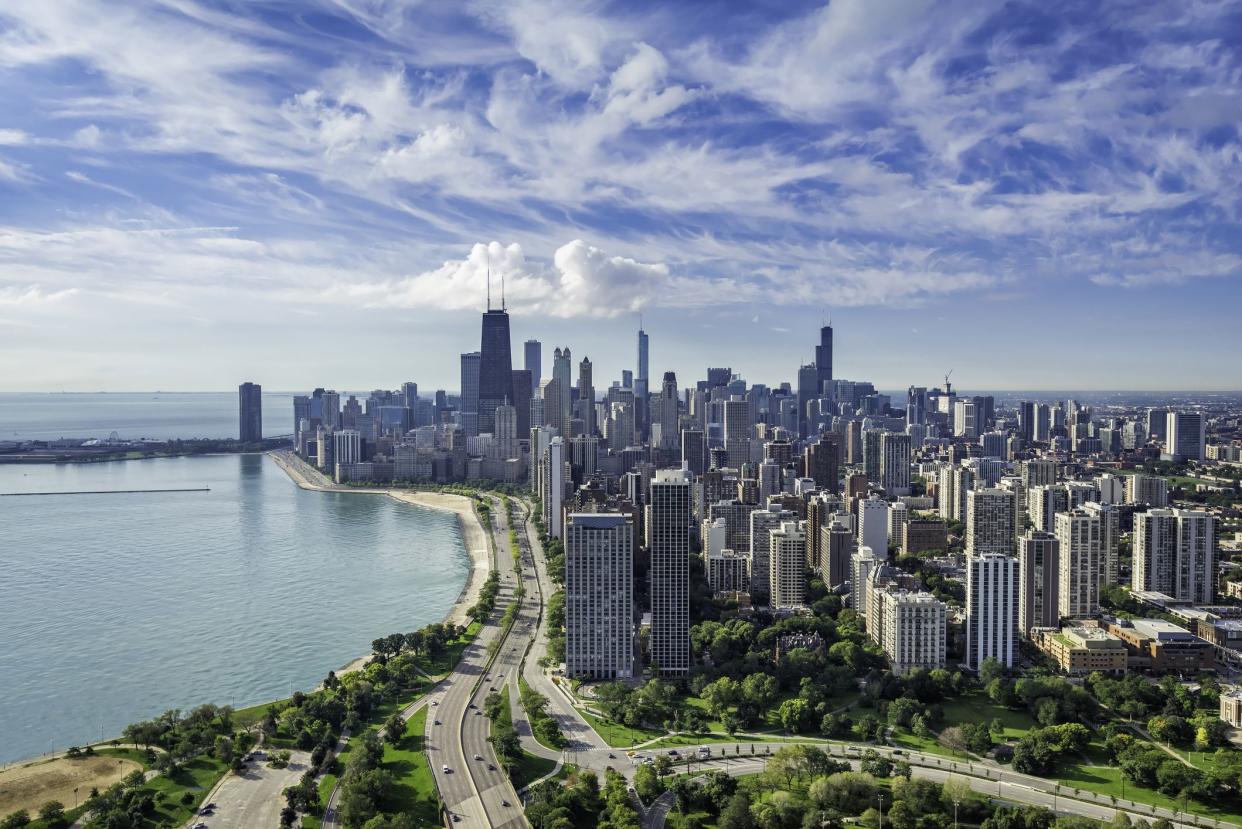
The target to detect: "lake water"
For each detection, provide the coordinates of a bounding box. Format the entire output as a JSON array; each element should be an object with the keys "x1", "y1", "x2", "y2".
[
  {"x1": 0, "y1": 454, "x2": 468, "y2": 765},
  {"x1": 0, "y1": 392, "x2": 299, "y2": 441}
]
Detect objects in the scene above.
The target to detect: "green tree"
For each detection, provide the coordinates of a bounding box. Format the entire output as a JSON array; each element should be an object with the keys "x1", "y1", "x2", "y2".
[{"x1": 38, "y1": 801, "x2": 67, "y2": 828}]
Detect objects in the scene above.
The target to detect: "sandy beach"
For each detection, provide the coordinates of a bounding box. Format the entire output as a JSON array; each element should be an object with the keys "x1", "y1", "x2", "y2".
[{"x1": 268, "y1": 450, "x2": 492, "y2": 677}]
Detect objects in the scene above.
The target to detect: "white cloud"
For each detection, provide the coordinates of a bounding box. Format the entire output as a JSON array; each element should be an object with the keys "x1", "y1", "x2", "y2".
[{"x1": 0, "y1": 284, "x2": 78, "y2": 305}]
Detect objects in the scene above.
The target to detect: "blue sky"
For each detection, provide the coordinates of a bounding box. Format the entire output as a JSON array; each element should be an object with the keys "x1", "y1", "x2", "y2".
[{"x1": 0, "y1": 0, "x2": 1239, "y2": 393}]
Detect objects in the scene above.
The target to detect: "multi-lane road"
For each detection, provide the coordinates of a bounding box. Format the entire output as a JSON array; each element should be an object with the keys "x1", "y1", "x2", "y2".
[{"x1": 426, "y1": 495, "x2": 531, "y2": 828}]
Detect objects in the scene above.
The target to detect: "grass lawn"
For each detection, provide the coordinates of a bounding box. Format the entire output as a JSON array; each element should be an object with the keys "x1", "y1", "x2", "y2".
[
  {"x1": 667, "y1": 809, "x2": 717, "y2": 828},
  {"x1": 889, "y1": 728, "x2": 965, "y2": 759},
  {"x1": 493, "y1": 686, "x2": 559, "y2": 789},
  {"x1": 1056, "y1": 758, "x2": 1242, "y2": 824},
  {"x1": 378, "y1": 707, "x2": 439, "y2": 825},
  {"x1": 938, "y1": 694, "x2": 1037, "y2": 740},
  {"x1": 511, "y1": 750, "x2": 558, "y2": 791},
  {"x1": 578, "y1": 708, "x2": 667, "y2": 748},
  {"x1": 141, "y1": 755, "x2": 231, "y2": 826}
]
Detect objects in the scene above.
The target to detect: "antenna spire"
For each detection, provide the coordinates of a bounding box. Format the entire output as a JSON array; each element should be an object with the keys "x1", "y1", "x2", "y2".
[
  {"x1": 485, "y1": 244, "x2": 491, "y2": 311},
  {"x1": 501, "y1": 253, "x2": 506, "y2": 311}
]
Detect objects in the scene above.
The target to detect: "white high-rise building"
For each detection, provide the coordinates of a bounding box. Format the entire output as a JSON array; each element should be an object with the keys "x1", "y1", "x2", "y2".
[
  {"x1": 954, "y1": 399, "x2": 979, "y2": 439},
  {"x1": 769, "y1": 522, "x2": 807, "y2": 610},
  {"x1": 1133, "y1": 508, "x2": 1215, "y2": 604},
  {"x1": 1165, "y1": 411, "x2": 1206, "y2": 462},
  {"x1": 1018, "y1": 531, "x2": 1060, "y2": 635},
  {"x1": 937, "y1": 465, "x2": 974, "y2": 522},
  {"x1": 332, "y1": 429, "x2": 361, "y2": 465},
  {"x1": 858, "y1": 497, "x2": 890, "y2": 558},
  {"x1": 648, "y1": 468, "x2": 692, "y2": 675},
  {"x1": 851, "y1": 545, "x2": 879, "y2": 616},
  {"x1": 966, "y1": 553, "x2": 1019, "y2": 669},
  {"x1": 966, "y1": 488, "x2": 1016, "y2": 557},
  {"x1": 877, "y1": 590, "x2": 947, "y2": 675},
  {"x1": 565, "y1": 514, "x2": 634, "y2": 679},
  {"x1": 1056, "y1": 508, "x2": 1101, "y2": 618},
  {"x1": 541, "y1": 436, "x2": 566, "y2": 538}
]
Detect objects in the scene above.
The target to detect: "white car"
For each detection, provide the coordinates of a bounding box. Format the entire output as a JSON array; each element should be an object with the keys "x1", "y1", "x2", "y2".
[
  {"x1": 474, "y1": 753, "x2": 483, "y2": 761},
  {"x1": 442, "y1": 765, "x2": 451, "y2": 773}
]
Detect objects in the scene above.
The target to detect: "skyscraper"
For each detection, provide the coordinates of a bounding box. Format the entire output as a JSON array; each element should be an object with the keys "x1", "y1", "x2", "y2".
[
  {"x1": 635, "y1": 326, "x2": 649, "y2": 441},
  {"x1": 880, "y1": 432, "x2": 912, "y2": 495},
  {"x1": 1165, "y1": 411, "x2": 1206, "y2": 462},
  {"x1": 1018, "y1": 530, "x2": 1060, "y2": 635},
  {"x1": 510, "y1": 369, "x2": 532, "y2": 437},
  {"x1": 577, "y1": 357, "x2": 595, "y2": 436},
  {"x1": 1056, "y1": 508, "x2": 1101, "y2": 618},
  {"x1": 804, "y1": 433, "x2": 840, "y2": 493},
  {"x1": 648, "y1": 468, "x2": 691, "y2": 676},
  {"x1": 552, "y1": 347, "x2": 573, "y2": 435},
  {"x1": 565, "y1": 513, "x2": 634, "y2": 679},
  {"x1": 524, "y1": 339, "x2": 542, "y2": 395},
  {"x1": 769, "y1": 522, "x2": 806, "y2": 610},
  {"x1": 459, "y1": 351, "x2": 481, "y2": 435},
  {"x1": 656, "y1": 371, "x2": 679, "y2": 451},
  {"x1": 1133, "y1": 508, "x2": 1215, "y2": 604},
  {"x1": 815, "y1": 325, "x2": 833, "y2": 397},
  {"x1": 966, "y1": 488, "x2": 1016, "y2": 557},
  {"x1": 477, "y1": 308, "x2": 513, "y2": 434},
  {"x1": 966, "y1": 553, "x2": 1019, "y2": 669},
  {"x1": 858, "y1": 497, "x2": 890, "y2": 558},
  {"x1": 238, "y1": 382, "x2": 262, "y2": 442},
  {"x1": 796, "y1": 363, "x2": 818, "y2": 437}
]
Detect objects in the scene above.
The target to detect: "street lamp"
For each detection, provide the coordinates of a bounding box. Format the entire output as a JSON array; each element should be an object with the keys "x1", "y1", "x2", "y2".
[{"x1": 878, "y1": 794, "x2": 885, "y2": 829}]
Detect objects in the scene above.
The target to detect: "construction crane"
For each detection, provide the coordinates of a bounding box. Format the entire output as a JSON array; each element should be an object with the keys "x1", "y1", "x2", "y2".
[{"x1": 943, "y1": 370, "x2": 953, "y2": 395}]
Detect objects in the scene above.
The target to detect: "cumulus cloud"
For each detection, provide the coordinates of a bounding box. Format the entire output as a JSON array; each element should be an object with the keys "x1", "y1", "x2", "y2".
[{"x1": 338, "y1": 240, "x2": 672, "y2": 317}]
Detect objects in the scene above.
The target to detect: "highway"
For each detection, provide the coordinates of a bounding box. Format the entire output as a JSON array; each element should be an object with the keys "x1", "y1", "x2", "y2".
[{"x1": 427, "y1": 495, "x2": 528, "y2": 828}]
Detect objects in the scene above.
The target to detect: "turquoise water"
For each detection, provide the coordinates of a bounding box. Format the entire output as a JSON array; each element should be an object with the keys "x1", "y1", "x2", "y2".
[{"x1": 0, "y1": 454, "x2": 468, "y2": 764}]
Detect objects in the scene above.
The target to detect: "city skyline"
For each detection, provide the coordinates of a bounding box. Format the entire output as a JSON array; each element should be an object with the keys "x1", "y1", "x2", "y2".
[{"x1": 2, "y1": 2, "x2": 1241, "y2": 391}]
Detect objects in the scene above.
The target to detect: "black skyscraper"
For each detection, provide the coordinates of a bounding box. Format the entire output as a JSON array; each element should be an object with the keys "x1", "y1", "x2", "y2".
[
  {"x1": 239, "y1": 382, "x2": 262, "y2": 443},
  {"x1": 815, "y1": 325, "x2": 833, "y2": 397},
  {"x1": 477, "y1": 309, "x2": 513, "y2": 434}
]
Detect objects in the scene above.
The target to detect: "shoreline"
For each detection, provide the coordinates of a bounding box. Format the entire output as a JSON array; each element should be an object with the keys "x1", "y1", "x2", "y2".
[
  {"x1": 0, "y1": 451, "x2": 492, "y2": 770},
  {"x1": 268, "y1": 450, "x2": 492, "y2": 680}
]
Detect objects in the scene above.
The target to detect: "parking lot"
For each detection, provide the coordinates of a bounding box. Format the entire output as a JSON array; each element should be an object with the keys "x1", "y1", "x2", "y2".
[{"x1": 191, "y1": 749, "x2": 311, "y2": 829}]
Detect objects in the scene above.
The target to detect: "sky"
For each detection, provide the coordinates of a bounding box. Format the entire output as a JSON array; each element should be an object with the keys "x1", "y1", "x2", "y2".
[{"x1": 0, "y1": 0, "x2": 1240, "y2": 393}]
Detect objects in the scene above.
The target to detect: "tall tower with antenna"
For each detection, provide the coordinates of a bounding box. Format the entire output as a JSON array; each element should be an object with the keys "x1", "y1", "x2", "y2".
[{"x1": 477, "y1": 243, "x2": 513, "y2": 434}]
